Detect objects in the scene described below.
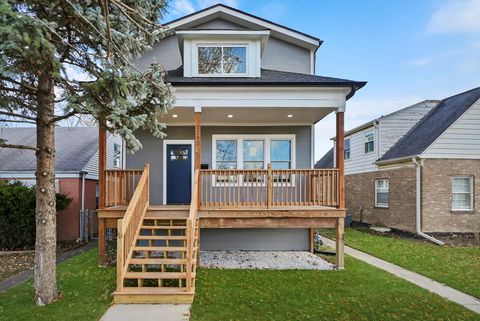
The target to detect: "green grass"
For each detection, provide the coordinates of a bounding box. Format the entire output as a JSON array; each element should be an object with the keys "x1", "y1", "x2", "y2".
[
  {"x1": 0, "y1": 248, "x2": 115, "y2": 321},
  {"x1": 191, "y1": 257, "x2": 479, "y2": 321},
  {"x1": 321, "y1": 228, "x2": 480, "y2": 298}
]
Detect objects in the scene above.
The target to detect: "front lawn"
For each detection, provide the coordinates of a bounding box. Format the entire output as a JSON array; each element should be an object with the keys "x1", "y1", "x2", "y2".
[
  {"x1": 320, "y1": 228, "x2": 480, "y2": 298},
  {"x1": 0, "y1": 248, "x2": 115, "y2": 321},
  {"x1": 191, "y1": 257, "x2": 478, "y2": 321}
]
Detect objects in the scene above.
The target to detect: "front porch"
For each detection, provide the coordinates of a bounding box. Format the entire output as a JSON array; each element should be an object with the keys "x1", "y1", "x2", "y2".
[{"x1": 95, "y1": 86, "x2": 347, "y2": 303}]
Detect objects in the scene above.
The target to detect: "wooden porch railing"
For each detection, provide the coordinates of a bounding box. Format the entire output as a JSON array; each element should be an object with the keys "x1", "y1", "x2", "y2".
[
  {"x1": 116, "y1": 164, "x2": 149, "y2": 292},
  {"x1": 104, "y1": 169, "x2": 144, "y2": 207},
  {"x1": 186, "y1": 169, "x2": 200, "y2": 292},
  {"x1": 199, "y1": 166, "x2": 339, "y2": 208}
]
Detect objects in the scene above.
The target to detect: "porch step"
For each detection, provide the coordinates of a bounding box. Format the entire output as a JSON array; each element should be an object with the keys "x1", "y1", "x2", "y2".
[
  {"x1": 124, "y1": 272, "x2": 195, "y2": 279},
  {"x1": 113, "y1": 287, "x2": 194, "y2": 304},
  {"x1": 133, "y1": 246, "x2": 188, "y2": 252},
  {"x1": 141, "y1": 225, "x2": 187, "y2": 229},
  {"x1": 129, "y1": 258, "x2": 187, "y2": 265},
  {"x1": 137, "y1": 235, "x2": 187, "y2": 240},
  {"x1": 145, "y1": 211, "x2": 189, "y2": 219}
]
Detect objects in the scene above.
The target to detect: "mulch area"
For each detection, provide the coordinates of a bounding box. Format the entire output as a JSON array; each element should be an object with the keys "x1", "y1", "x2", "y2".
[{"x1": 0, "y1": 242, "x2": 86, "y2": 282}]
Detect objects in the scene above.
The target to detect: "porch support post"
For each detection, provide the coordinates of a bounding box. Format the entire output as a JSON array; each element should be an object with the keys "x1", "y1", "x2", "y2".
[
  {"x1": 335, "y1": 110, "x2": 345, "y2": 269},
  {"x1": 98, "y1": 120, "x2": 107, "y2": 266},
  {"x1": 194, "y1": 107, "x2": 201, "y2": 170}
]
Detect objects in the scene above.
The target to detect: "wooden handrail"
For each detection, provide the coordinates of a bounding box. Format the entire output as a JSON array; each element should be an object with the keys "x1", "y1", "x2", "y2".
[
  {"x1": 186, "y1": 169, "x2": 200, "y2": 291},
  {"x1": 116, "y1": 164, "x2": 150, "y2": 292},
  {"x1": 198, "y1": 167, "x2": 340, "y2": 209}
]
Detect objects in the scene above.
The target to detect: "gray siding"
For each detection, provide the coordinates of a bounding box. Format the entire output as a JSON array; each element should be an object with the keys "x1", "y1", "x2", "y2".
[
  {"x1": 422, "y1": 99, "x2": 480, "y2": 159},
  {"x1": 200, "y1": 228, "x2": 309, "y2": 251},
  {"x1": 262, "y1": 37, "x2": 311, "y2": 74},
  {"x1": 192, "y1": 19, "x2": 244, "y2": 30},
  {"x1": 126, "y1": 126, "x2": 312, "y2": 204},
  {"x1": 135, "y1": 35, "x2": 183, "y2": 72}
]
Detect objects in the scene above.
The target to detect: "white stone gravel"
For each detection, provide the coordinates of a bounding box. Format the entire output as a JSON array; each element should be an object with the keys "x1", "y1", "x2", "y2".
[{"x1": 199, "y1": 250, "x2": 334, "y2": 270}]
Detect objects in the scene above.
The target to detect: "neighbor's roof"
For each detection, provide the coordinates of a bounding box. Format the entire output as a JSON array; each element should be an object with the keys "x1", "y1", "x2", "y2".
[
  {"x1": 167, "y1": 67, "x2": 367, "y2": 91},
  {"x1": 315, "y1": 147, "x2": 334, "y2": 169},
  {"x1": 378, "y1": 87, "x2": 480, "y2": 163},
  {"x1": 0, "y1": 127, "x2": 99, "y2": 172}
]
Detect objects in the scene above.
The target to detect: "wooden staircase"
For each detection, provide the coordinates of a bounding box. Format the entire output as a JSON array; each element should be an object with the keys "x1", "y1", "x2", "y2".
[{"x1": 113, "y1": 165, "x2": 200, "y2": 304}]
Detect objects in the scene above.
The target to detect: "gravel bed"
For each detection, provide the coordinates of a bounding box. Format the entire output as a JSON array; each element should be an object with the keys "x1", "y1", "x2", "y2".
[{"x1": 200, "y1": 250, "x2": 334, "y2": 270}]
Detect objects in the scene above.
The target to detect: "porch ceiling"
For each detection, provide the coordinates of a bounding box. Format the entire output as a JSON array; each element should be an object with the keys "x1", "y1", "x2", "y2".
[{"x1": 158, "y1": 106, "x2": 335, "y2": 125}]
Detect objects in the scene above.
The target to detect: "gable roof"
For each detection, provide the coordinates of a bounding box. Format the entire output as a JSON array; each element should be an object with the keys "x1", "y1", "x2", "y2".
[
  {"x1": 0, "y1": 127, "x2": 99, "y2": 172},
  {"x1": 378, "y1": 87, "x2": 480, "y2": 163},
  {"x1": 165, "y1": 4, "x2": 321, "y2": 49},
  {"x1": 315, "y1": 147, "x2": 334, "y2": 169},
  {"x1": 167, "y1": 67, "x2": 366, "y2": 91}
]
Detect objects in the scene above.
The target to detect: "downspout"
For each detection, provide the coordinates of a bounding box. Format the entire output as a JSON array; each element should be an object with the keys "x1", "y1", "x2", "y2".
[
  {"x1": 80, "y1": 171, "x2": 86, "y2": 212},
  {"x1": 412, "y1": 158, "x2": 444, "y2": 245},
  {"x1": 80, "y1": 171, "x2": 87, "y2": 241}
]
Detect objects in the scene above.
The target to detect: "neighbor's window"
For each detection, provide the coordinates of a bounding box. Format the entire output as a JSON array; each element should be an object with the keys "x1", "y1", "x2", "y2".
[
  {"x1": 452, "y1": 177, "x2": 473, "y2": 211},
  {"x1": 113, "y1": 143, "x2": 121, "y2": 168},
  {"x1": 375, "y1": 179, "x2": 389, "y2": 207},
  {"x1": 364, "y1": 129, "x2": 375, "y2": 154},
  {"x1": 198, "y1": 45, "x2": 247, "y2": 75},
  {"x1": 344, "y1": 138, "x2": 351, "y2": 160}
]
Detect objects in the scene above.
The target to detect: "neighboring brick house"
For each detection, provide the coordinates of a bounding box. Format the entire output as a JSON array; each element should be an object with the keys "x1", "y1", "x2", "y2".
[
  {"x1": 317, "y1": 87, "x2": 480, "y2": 238},
  {"x1": 0, "y1": 127, "x2": 123, "y2": 241}
]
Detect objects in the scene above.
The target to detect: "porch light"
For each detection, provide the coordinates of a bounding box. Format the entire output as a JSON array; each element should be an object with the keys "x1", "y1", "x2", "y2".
[
  {"x1": 227, "y1": 114, "x2": 233, "y2": 118},
  {"x1": 172, "y1": 114, "x2": 178, "y2": 118},
  {"x1": 287, "y1": 114, "x2": 293, "y2": 118}
]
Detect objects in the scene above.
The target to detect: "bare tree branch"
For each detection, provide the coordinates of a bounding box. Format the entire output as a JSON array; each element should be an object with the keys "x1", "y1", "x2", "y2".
[
  {"x1": 0, "y1": 143, "x2": 39, "y2": 151},
  {"x1": 47, "y1": 110, "x2": 80, "y2": 124},
  {"x1": 0, "y1": 111, "x2": 36, "y2": 121},
  {"x1": 0, "y1": 118, "x2": 36, "y2": 124}
]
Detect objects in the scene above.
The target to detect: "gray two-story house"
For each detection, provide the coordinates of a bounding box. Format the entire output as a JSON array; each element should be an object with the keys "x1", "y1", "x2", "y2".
[{"x1": 96, "y1": 4, "x2": 366, "y2": 303}]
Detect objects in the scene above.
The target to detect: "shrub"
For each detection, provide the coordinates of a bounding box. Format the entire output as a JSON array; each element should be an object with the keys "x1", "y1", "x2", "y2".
[{"x1": 0, "y1": 181, "x2": 72, "y2": 249}]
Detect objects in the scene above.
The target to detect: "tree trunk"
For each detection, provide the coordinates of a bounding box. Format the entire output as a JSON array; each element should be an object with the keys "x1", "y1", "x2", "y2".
[{"x1": 34, "y1": 68, "x2": 58, "y2": 306}]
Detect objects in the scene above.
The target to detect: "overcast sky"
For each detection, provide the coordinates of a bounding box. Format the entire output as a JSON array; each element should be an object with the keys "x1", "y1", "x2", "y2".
[{"x1": 164, "y1": 0, "x2": 480, "y2": 160}]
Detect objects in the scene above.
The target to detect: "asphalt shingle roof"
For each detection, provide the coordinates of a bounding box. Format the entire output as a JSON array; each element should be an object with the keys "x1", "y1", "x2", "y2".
[
  {"x1": 378, "y1": 87, "x2": 480, "y2": 162},
  {"x1": 315, "y1": 147, "x2": 334, "y2": 169},
  {"x1": 167, "y1": 67, "x2": 367, "y2": 89},
  {"x1": 0, "y1": 127, "x2": 99, "y2": 172}
]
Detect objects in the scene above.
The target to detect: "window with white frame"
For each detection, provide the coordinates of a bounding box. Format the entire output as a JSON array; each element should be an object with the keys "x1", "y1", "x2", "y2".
[
  {"x1": 113, "y1": 143, "x2": 121, "y2": 168},
  {"x1": 344, "y1": 138, "x2": 351, "y2": 160},
  {"x1": 452, "y1": 176, "x2": 473, "y2": 211},
  {"x1": 213, "y1": 135, "x2": 295, "y2": 171},
  {"x1": 197, "y1": 44, "x2": 247, "y2": 75},
  {"x1": 364, "y1": 129, "x2": 375, "y2": 154},
  {"x1": 375, "y1": 178, "x2": 389, "y2": 207}
]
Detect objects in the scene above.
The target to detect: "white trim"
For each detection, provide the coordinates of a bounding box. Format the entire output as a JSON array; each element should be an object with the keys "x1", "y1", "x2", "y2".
[
  {"x1": 166, "y1": 5, "x2": 320, "y2": 49},
  {"x1": 212, "y1": 134, "x2": 296, "y2": 170},
  {"x1": 162, "y1": 140, "x2": 195, "y2": 205},
  {"x1": 310, "y1": 49, "x2": 315, "y2": 75},
  {"x1": 311, "y1": 124, "x2": 315, "y2": 168},
  {"x1": 451, "y1": 176, "x2": 474, "y2": 211}
]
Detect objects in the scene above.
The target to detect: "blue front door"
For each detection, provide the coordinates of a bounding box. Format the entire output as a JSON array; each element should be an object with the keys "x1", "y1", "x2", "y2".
[{"x1": 166, "y1": 144, "x2": 192, "y2": 204}]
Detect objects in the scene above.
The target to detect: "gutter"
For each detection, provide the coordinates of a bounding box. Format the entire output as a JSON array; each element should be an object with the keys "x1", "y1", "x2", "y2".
[{"x1": 412, "y1": 158, "x2": 444, "y2": 245}]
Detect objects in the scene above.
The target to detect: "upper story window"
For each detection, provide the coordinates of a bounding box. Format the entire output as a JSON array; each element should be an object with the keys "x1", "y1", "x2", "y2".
[
  {"x1": 344, "y1": 138, "x2": 351, "y2": 160},
  {"x1": 198, "y1": 45, "x2": 247, "y2": 75},
  {"x1": 364, "y1": 129, "x2": 375, "y2": 154},
  {"x1": 452, "y1": 176, "x2": 473, "y2": 211}
]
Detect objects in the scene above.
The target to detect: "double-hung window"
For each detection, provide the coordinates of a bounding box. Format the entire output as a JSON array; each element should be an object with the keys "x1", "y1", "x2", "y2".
[
  {"x1": 364, "y1": 129, "x2": 375, "y2": 154},
  {"x1": 452, "y1": 176, "x2": 473, "y2": 211},
  {"x1": 375, "y1": 179, "x2": 389, "y2": 208},
  {"x1": 113, "y1": 143, "x2": 121, "y2": 168},
  {"x1": 197, "y1": 45, "x2": 247, "y2": 75},
  {"x1": 344, "y1": 138, "x2": 351, "y2": 160}
]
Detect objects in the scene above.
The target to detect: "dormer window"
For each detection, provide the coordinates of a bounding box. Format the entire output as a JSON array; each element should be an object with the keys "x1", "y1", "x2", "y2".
[{"x1": 198, "y1": 45, "x2": 247, "y2": 75}]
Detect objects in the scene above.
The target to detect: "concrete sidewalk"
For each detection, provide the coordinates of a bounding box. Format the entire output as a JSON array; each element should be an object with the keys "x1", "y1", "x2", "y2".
[
  {"x1": 100, "y1": 304, "x2": 191, "y2": 321},
  {"x1": 323, "y1": 238, "x2": 480, "y2": 314}
]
